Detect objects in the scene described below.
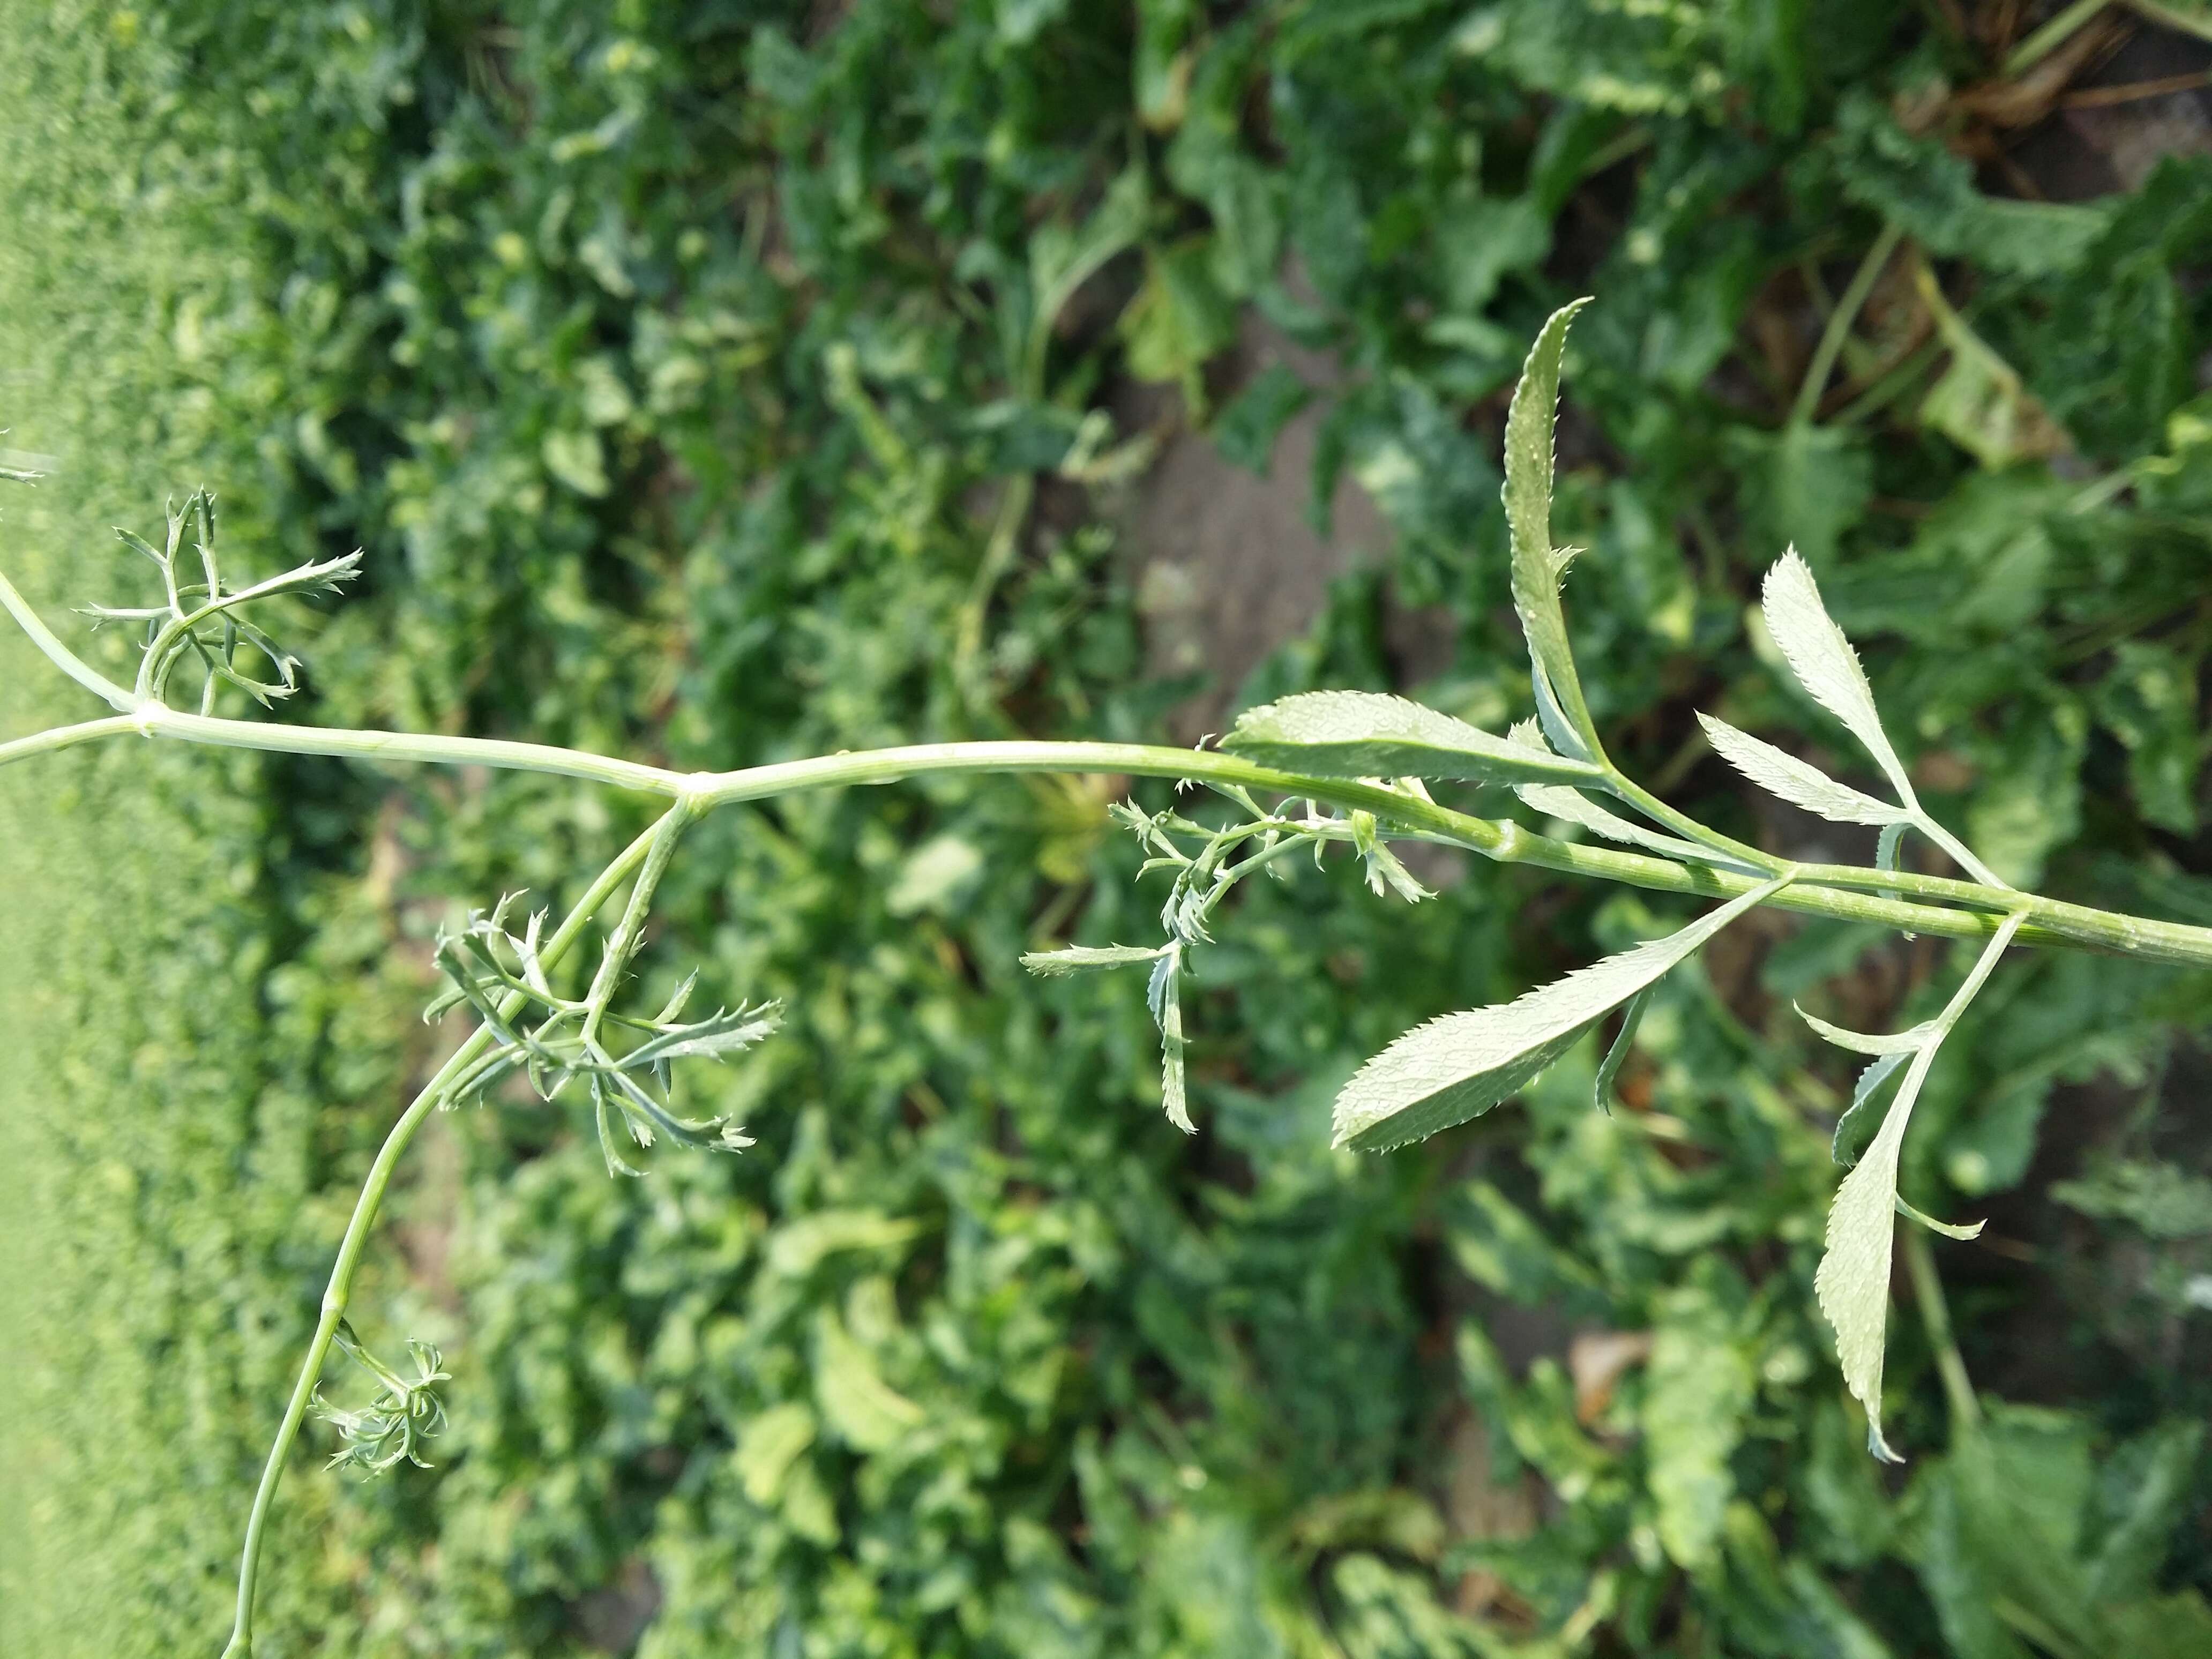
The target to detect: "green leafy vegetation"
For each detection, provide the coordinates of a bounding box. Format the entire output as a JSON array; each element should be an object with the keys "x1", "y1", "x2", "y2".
[{"x1": 6, "y1": 3, "x2": 2212, "y2": 1657}]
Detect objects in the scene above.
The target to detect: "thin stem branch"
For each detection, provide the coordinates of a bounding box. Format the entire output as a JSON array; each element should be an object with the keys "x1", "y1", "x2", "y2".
[
  {"x1": 1601, "y1": 770, "x2": 1786, "y2": 876},
  {"x1": 142, "y1": 702, "x2": 684, "y2": 795},
  {"x1": 1903, "y1": 1225, "x2": 1981, "y2": 1433},
  {"x1": 0, "y1": 565, "x2": 137, "y2": 711},
  {"x1": 2003, "y1": 0, "x2": 2108, "y2": 77},
  {"x1": 579, "y1": 800, "x2": 697, "y2": 1047},
  {"x1": 220, "y1": 819, "x2": 663, "y2": 1659},
  {"x1": 954, "y1": 469, "x2": 1036, "y2": 704},
  {"x1": 1910, "y1": 811, "x2": 2012, "y2": 892},
  {"x1": 0, "y1": 712, "x2": 142, "y2": 768},
  {"x1": 1792, "y1": 222, "x2": 1904, "y2": 429}
]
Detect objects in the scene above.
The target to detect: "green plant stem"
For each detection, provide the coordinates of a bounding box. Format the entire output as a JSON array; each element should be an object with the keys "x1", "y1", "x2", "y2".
[
  {"x1": 1831, "y1": 337, "x2": 1942, "y2": 427},
  {"x1": 220, "y1": 819, "x2": 663, "y2": 1659},
  {"x1": 1602, "y1": 770, "x2": 1787, "y2": 876},
  {"x1": 1908, "y1": 810, "x2": 2011, "y2": 891},
  {"x1": 14, "y1": 694, "x2": 2212, "y2": 966},
  {"x1": 1902, "y1": 1225, "x2": 1981, "y2": 1433},
  {"x1": 2003, "y1": 0, "x2": 2107, "y2": 77},
  {"x1": 141, "y1": 701, "x2": 683, "y2": 793},
  {"x1": 579, "y1": 799, "x2": 697, "y2": 1045},
  {"x1": 1792, "y1": 222, "x2": 1904, "y2": 428},
  {"x1": 0, "y1": 566, "x2": 137, "y2": 709},
  {"x1": 0, "y1": 712, "x2": 143, "y2": 767},
  {"x1": 5, "y1": 567, "x2": 2210, "y2": 963}
]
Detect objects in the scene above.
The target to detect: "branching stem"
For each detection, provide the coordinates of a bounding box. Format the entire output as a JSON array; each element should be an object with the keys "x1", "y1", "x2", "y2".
[
  {"x1": 8, "y1": 686, "x2": 2212, "y2": 967},
  {"x1": 219, "y1": 819, "x2": 664, "y2": 1659}
]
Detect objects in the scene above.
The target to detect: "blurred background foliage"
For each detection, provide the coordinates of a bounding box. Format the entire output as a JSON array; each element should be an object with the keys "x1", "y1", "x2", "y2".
[{"x1": 4, "y1": 1, "x2": 2212, "y2": 1654}]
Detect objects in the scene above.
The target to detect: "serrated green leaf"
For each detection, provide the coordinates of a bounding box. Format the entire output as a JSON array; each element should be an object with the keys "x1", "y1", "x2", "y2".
[
  {"x1": 1504, "y1": 298, "x2": 1602, "y2": 757},
  {"x1": 1020, "y1": 943, "x2": 1168, "y2": 975},
  {"x1": 1894, "y1": 1195, "x2": 1984, "y2": 1241},
  {"x1": 1817, "y1": 914, "x2": 2023, "y2": 1461},
  {"x1": 1833, "y1": 1051, "x2": 1910, "y2": 1168},
  {"x1": 1515, "y1": 780, "x2": 1717, "y2": 862},
  {"x1": 1506, "y1": 719, "x2": 1704, "y2": 858},
  {"x1": 1222, "y1": 690, "x2": 1599, "y2": 785},
  {"x1": 1332, "y1": 874, "x2": 1790, "y2": 1151},
  {"x1": 1592, "y1": 987, "x2": 1648, "y2": 1115},
  {"x1": 1147, "y1": 947, "x2": 1193, "y2": 1133},
  {"x1": 1798, "y1": 1007, "x2": 1937, "y2": 1057},
  {"x1": 1361, "y1": 838, "x2": 1432, "y2": 904},
  {"x1": 1699, "y1": 713, "x2": 1904, "y2": 826},
  {"x1": 1762, "y1": 550, "x2": 1915, "y2": 805},
  {"x1": 622, "y1": 1001, "x2": 781, "y2": 1067}
]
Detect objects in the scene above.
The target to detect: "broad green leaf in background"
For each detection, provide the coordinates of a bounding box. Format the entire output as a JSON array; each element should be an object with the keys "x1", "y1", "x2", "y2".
[
  {"x1": 1823, "y1": 92, "x2": 2113, "y2": 279},
  {"x1": 2093, "y1": 642, "x2": 2206, "y2": 835},
  {"x1": 1915, "y1": 265, "x2": 2068, "y2": 470},
  {"x1": 813, "y1": 1310, "x2": 924, "y2": 1454},
  {"x1": 1027, "y1": 167, "x2": 1150, "y2": 379},
  {"x1": 1210, "y1": 363, "x2": 1312, "y2": 474},
  {"x1": 1911, "y1": 1408, "x2": 2212, "y2": 1659},
  {"x1": 1643, "y1": 1267, "x2": 1757, "y2": 1571},
  {"x1": 1728, "y1": 422, "x2": 1874, "y2": 571},
  {"x1": 734, "y1": 1402, "x2": 818, "y2": 1506},
  {"x1": 1120, "y1": 236, "x2": 1238, "y2": 413}
]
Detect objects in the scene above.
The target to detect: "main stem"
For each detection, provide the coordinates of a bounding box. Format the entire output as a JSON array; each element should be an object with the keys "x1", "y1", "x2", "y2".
[
  {"x1": 219, "y1": 820, "x2": 663, "y2": 1659},
  {"x1": 12, "y1": 693, "x2": 2212, "y2": 967}
]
